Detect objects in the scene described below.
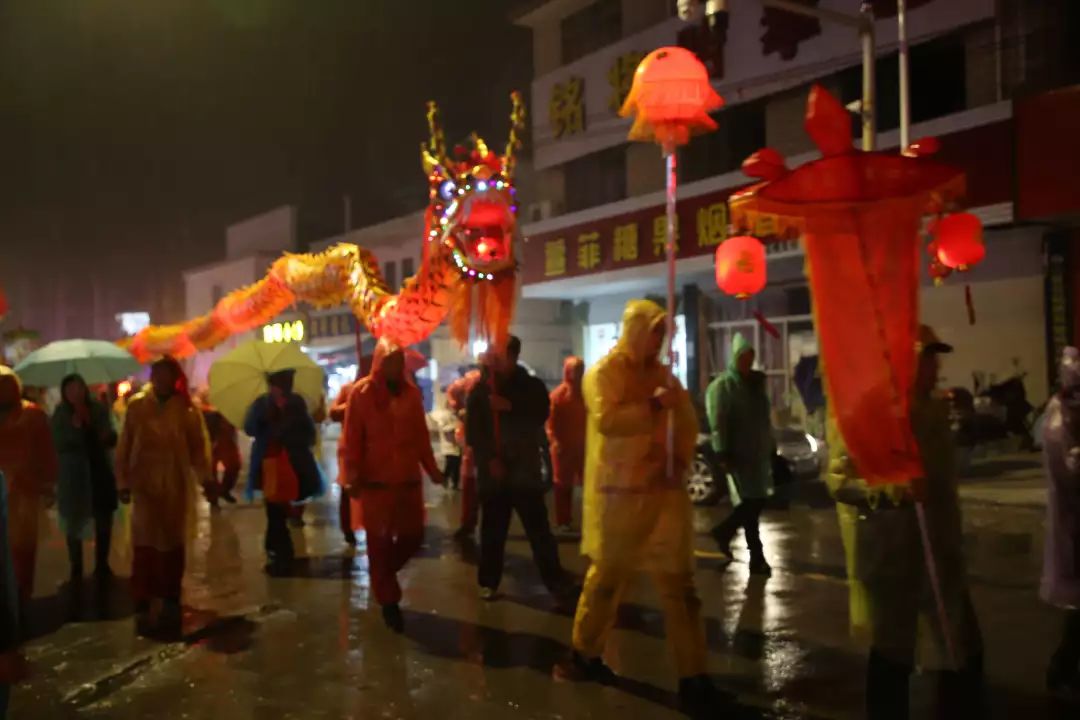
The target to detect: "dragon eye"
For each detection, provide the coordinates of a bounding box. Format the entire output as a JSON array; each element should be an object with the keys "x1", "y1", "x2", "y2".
[{"x1": 438, "y1": 180, "x2": 456, "y2": 201}]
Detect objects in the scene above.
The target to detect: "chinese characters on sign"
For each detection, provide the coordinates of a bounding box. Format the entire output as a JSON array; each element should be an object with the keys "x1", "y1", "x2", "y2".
[
  {"x1": 607, "y1": 51, "x2": 645, "y2": 113},
  {"x1": 612, "y1": 223, "x2": 639, "y2": 262},
  {"x1": 549, "y1": 76, "x2": 585, "y2": 138},
  {"x1": 523, "y1": 185, "x2": 753, "y2": 285},
  {"x1": 577, "y1": 232, "x2": 601, "y2": 270},
  {"x1": 545, "y1": 238, "x2": 567, "y2": 277}
]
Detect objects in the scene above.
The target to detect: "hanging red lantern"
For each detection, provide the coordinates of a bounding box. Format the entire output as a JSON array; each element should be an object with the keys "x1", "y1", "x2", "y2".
[
  {"x1": 934, "y1": 212, "x2": 985, "y2": 270},
  {"x1": 715, "y1": 235, "x2": 766, "y2": 298},
  {"x1": 619, "y1": 46, "x2": 724, "y2": 150}
]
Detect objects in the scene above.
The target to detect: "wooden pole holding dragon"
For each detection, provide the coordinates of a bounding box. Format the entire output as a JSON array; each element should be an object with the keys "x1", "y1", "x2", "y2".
[{"x1": 124, "y1": 94, "x2": 527, "y2": 362}]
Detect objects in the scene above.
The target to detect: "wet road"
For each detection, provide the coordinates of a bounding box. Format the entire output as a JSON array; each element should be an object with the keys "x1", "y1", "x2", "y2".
[{"x1": 7, "y1": 462, "x2": 1076, "y2": 719}]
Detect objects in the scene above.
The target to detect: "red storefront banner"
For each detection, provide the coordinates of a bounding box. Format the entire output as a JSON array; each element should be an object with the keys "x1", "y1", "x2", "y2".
[
  {"x1": 520, "y1": 120, "x2": 1011, "y2": 287},
  {"x1": 520, "y1": 184, "x2": 749, "y2": 286}
]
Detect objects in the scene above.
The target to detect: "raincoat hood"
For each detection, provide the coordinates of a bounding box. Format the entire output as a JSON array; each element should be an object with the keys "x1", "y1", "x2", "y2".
[
  {"x1": 728, "y1": 333, "x2": 753, "y2": 373},
  {"x1": 562, "y1": 356, "x2": 584, "y2": 389},
  {"x1": 616, "y1": 300, "x2": 666, "y2": 364},
  {"x1": 370, "y1": 337, "x2": 417, "y2": 387}
]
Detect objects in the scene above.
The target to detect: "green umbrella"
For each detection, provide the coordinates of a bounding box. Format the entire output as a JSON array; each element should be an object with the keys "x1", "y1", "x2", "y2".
[{"x1": 13, "y1": 339, "x2": 142, "y2": 387}]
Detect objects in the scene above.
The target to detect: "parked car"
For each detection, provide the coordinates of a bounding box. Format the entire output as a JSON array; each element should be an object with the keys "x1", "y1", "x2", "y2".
[{"x1": 686, "y1": 428, "x2": 826, "y2": 506}]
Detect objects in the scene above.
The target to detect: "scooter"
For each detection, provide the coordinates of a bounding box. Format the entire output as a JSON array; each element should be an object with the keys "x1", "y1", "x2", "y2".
[{"x1": 948, "y1": 372, "x2": 1036, "y2": 451}]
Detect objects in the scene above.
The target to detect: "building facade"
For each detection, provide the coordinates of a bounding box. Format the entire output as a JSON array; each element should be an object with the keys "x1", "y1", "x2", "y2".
[{"x1": 513, "y1": 0, "x2": 1079, "y2": 432}]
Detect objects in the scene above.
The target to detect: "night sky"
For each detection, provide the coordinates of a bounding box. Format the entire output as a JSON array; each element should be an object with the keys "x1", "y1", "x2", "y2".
[{"x1": 0, "y1": 0, "x2": 531, "y2": 335}]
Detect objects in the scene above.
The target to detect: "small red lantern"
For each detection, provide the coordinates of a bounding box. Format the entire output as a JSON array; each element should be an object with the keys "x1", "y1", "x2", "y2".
[
  {"x1": 934, "y1": 212, "x2": 985, "y2": 270},
  {"x1": 715, "y1": 235, "x2": 766, "y2": 298},
  {"x1": 619, "y1": 46, "x2": 724, "y2": 149}
]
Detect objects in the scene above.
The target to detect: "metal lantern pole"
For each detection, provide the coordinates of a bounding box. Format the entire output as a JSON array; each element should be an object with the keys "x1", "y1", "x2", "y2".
[
  {"x1": 665, "y1": 144, "x2": 678, "y2": 481},
  {"x1": 898, "y1": 0, "x2": 911, "y2": 149}
]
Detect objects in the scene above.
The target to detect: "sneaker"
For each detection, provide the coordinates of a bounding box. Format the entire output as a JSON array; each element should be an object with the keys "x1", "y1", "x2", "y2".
[
  {"x1": 208, "y1": 497, "x2": 221, "y2": 511},
  {"x1": 749, "y1": 558, "x2": 773, "y2": 577},
  {"x1": 560, "y1": 651, "x2": 617, "y2": 684},
  {"x1": 555, "y1": 524, "x2": 575, "y2": 537},
  {"x1": 221, "y1": 492, "x2": 238, "y2": 504},
  {"x1": 343, "y1": 531, "x2": 358, "y2": 547},
  {"x1": 479, "y1": 586, "x2": 498, "y2": 602},
  {"x1": 382, "y1": 603, "x2": 405, "y2": 633}
]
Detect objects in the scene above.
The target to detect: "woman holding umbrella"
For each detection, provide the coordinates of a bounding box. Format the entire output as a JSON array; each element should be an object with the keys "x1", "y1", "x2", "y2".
[{"x1": 51, "y1": 374, "x2": 118, "y2": 586}]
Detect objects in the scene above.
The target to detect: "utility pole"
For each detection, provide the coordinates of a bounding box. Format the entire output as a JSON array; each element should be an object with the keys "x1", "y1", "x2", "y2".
[{"x1": 757, "y1": 0, "x2": 877, "y2": 150}]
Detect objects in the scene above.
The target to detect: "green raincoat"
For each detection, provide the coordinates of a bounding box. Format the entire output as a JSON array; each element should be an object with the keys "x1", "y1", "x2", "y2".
[
  {"x1": 828, "y1": 393, "x2": 982, "y2": 665},
  {"x1": 705, "y1": 333, "x2": 774, "y2": 505}
]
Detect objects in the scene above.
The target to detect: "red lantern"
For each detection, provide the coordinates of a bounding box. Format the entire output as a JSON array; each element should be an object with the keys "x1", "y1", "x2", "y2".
[
  {"x1": 619, "y1": 46, "x2": 724, "y2": 149},
  {"x1": 934, "y1": 212, "x2": 985, "y2": 270},
  {"x1": 715, "y1": 235, "x2": 766, "y2": 298}
]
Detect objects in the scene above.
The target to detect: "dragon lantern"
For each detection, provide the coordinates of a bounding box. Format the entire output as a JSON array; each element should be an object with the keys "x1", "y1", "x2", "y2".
[{"x1": 126, "y1": 94, "x2": 526, "y2": 363}]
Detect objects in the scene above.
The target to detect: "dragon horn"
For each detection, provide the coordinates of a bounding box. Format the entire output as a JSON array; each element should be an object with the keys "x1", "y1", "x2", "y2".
[
  {"x1": 422, "y1": 100, "x2": 448, "y2": 175},
  {"x1": 502, "y1": 91, "x2": 526, "y2": 176}
]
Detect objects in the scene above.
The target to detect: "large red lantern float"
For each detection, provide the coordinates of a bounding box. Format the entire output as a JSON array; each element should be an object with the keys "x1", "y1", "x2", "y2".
[
  {"x1": 715, "y1": 235, "x2": 766, "y2": 299},
  {"x1": 933, "y1": 211, "x2": 985, "y2": 270}
]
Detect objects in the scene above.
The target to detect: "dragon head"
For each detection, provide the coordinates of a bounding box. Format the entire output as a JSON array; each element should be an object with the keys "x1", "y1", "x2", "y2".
[{"x1": 421, "y1": 93, "x2": 525, "y2": 281}]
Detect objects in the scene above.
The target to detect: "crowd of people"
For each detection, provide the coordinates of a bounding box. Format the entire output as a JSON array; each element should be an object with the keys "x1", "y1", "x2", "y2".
[{"x1": 0, "y1": 296, "x2": 1078, "y2": 718}]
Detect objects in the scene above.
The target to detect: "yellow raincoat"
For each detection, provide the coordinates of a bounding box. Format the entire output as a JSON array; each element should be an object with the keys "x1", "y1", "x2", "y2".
[
  {"x1": 114, "y1": 389, "x2": 210, "y2": 552},
  {"x1": 572, "y1": 300, "x2": 707, "y2": 679}
]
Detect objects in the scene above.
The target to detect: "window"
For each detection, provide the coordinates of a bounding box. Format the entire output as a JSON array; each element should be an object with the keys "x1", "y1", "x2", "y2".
[
  {"x1": 384, "y1": 261, "x2": 397, "y2": 290},
  {"x1": 401, "y1": 257, "x2": 415, "y2": 281},
  {"x1": 561, "y1": 0, "x2": 622, "y2": 64},
  {"x1": 679, "y1": 100, "x2": 765, "y2": 182},
  {"x1": 836, "y1": 32, "x2": 968, "y2": 133},
  {"x1": 564, "y1": 145, "x2": 627, "y2": 213}
]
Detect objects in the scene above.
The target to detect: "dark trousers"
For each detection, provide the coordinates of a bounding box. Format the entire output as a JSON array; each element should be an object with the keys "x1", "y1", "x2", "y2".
[
  {"x1": 339, "y1": 491, "x2": 356, "y2": 544},
  {"x1": 479, "y1": 488, "x2": 566, "y2": 594},
  {"x1": 713, "y1": 498, "x2": 766, "y2": 558},
  {"x1": 1050, "y1": 609, "x2": 1080, "y2": 680},
  {"x1": 131, "y1": 547, "x2": 184, "y2": 604},
  {"x1": 264, "y1": 502, "x2": 294, "y2": 562},
  {"x1": 443, "y1": 454, "x2": 461, "y2": 489},
  {"x1": 66, "y1": 513, "x2": 113, "y2": 578}
]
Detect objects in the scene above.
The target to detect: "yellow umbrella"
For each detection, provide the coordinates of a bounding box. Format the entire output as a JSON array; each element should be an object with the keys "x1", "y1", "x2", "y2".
[{"x1": 208, "y1": 340, "x2": 325, "y2": 428}]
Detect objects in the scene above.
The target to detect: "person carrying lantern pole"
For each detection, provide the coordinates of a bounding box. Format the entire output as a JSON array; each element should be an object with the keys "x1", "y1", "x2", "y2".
[
  {"x1": 829, "y1": 326, "x2": 983, "y2": 719},
  {"x1": 566, "y1": 299, "x2": 720, "y2": 716}
]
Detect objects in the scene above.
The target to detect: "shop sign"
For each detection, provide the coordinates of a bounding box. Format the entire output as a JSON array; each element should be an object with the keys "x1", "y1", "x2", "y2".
[
  {"x1": 262, "y1": 320, "x2": 305, "y2": 344},
  {"x1": 522, "y1": 184, "x2": 782, "y2": 285}
]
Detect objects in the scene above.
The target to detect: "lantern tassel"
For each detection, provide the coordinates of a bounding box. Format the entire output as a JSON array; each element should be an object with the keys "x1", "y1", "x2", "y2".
[
  {"x1": 965, "y1": 283, "x2": 976, "y2": 326},
  {"x1": 754, "y1": 310, "x2": 780, "y2": 339}
]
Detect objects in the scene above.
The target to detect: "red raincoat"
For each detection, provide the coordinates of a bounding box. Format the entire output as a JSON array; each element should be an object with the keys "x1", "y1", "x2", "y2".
[
  {"x1": 547, "y1": 357, "x2": 585, "y2": 527},
  {"x1": 342, "y1": 339, "x2": 439, "y2": 605}
]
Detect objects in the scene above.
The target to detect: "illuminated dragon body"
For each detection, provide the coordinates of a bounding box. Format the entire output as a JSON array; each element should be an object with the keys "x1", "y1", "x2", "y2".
[{"x1": 128, "y1": 94, "x2": 525, "y2": 362}]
